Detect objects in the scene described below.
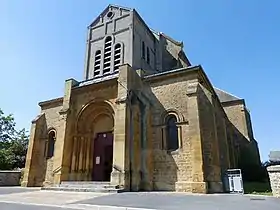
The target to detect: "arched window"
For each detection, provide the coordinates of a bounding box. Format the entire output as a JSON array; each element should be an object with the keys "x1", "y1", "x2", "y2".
[
  {"x1": 114, "y1": 43, "x2": 122, "y2": 71},
  {"x1": 93, "y1": 50, "x2": 101, "y2": 77},
  {"x1": 142, "y1": 41, "x2": 145, "y2": 59},
  {"x1": 165, "y1": 115, "x2": 179, "y2": 151},
  {"x1": 103, "y1": 36, "x2": 112, "y2": 75},
  {"x1": 47, "y1": 130, "x2": 56, "y2": 158}
]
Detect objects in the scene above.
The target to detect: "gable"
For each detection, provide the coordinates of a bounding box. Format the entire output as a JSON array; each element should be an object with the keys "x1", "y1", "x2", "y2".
[{"x1": 89, "y1": 4, "x2": 132, "y2": 28}]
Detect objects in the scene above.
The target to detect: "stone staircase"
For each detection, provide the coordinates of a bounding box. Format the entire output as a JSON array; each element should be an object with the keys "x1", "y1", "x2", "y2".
[{"x1": 41, "y1": 181, "x2": 125, "y2": 193}]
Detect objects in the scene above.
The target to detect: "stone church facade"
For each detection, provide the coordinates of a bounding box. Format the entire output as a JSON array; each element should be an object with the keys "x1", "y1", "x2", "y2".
[{"x1": 22, "y1": 4, "x2": 261, "y2": 193}]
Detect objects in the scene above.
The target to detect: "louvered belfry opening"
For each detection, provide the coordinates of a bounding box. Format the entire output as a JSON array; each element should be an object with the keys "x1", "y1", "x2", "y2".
[
  {"x1": 93, "y1": 50, "x2": 101, "y2": 77},
  {"x1": 114, "y1": 43, "x2": 121, "y2": 71},
  {"x1": 103, "y1": 36, "x2": 112, "y2": 75},
  {"x1": 92, "y1": 36, "x2": 124, "y2": 78}
]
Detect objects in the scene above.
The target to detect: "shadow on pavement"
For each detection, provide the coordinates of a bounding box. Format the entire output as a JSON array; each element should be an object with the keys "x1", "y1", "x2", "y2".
[{"x1": 0, "y1": 187, "x2": 40, "y2": 195}]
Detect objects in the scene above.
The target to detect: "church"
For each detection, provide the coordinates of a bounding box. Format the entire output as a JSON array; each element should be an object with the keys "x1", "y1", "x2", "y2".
[{"x1": 22, "y1": 4, "x2": 261, "y2": 193}]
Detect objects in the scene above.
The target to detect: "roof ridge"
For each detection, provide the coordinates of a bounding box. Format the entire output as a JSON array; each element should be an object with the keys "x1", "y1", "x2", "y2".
[
  {"x1": 214, "y1": 87, "x2": 241, "y2": 100},
  {"x1": 108, "y1": 4, "x2": 133, "y2": 11},
  {"x1": 89, "y1": 4, "x2": 133, "y2": 27},
  {"x1": 160, "y1": 32, "x2": 183, "y2": 46}
]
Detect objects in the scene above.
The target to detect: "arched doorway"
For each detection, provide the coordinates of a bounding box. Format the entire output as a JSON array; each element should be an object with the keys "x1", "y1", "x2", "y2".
[
  {"x1": 91, "y1": 113, "x2": 114, "y2": 181},
  {"x1": 73, "y1": 100, "x2": 114, "y2": 181}
]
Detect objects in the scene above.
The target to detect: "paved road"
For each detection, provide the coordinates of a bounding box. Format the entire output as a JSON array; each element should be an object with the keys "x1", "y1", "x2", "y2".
[
  {"x1": 0, "y1": 187, "x2": 39, "y2": 195},
  {"x1": 79, "y1": 192, "x2": 280, "y2": 210},
  {"x1": 0, "y1": 202, "x2": 82, "y2": 210},
  {"x1": 0, "y1": 187, "x2": 279, "y2": 210}
]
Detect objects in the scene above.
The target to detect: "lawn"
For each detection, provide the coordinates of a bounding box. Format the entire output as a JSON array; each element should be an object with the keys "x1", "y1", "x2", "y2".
[{"x1": 243, "y1": 182, "x2": 273, "y2": 196}]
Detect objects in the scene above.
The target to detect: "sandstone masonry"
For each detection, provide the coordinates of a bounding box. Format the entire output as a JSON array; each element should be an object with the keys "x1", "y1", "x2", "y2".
[
  {"x1": 267, "y1": 165, "x2": 280, "y2": 197},
  {"x1": 0, "y1": 171, "x2": 21, "y2": 186},
  {"x1": 22, "y1": 4, "x2": 261, "y2": 194}
]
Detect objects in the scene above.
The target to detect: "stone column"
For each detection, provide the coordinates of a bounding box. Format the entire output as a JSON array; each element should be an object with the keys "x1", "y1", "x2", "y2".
[
  {"x1": 82, "y1": 136, "x2": 87, "y2": 180},
  {"x1": 89, "y1": 134, "x2": 95, "y2": 180},
  {"x1": 78, "y1": 137, "x2": 84, "y2": 180},
  {"x1": 75, "y1": 136, "x2": 80, "y2": 177},
  {"x1": 267, "y1": 165, "x2": 280, "y2": 197},
  {"x1": 70, "y1": 136, "x2": 77, "y2": 180},
  {"x1": 85, "y1": 136, "x2": 91, "y2": 181}
]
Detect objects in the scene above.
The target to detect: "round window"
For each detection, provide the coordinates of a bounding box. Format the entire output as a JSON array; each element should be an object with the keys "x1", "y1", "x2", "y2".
[{"x1": 107, "y1": 11, "x2": 114, "y2": 19}]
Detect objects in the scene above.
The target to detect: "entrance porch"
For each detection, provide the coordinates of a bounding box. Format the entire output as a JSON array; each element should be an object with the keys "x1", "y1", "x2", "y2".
[
  {"x1": 67, "y1": 100, "x2": 116, "y2": 183},
  {"x1": 68, "y1": 132, "x2": 114, "y2": 182}
]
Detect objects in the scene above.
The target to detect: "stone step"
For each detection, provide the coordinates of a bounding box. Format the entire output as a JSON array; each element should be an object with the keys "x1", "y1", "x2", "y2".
[
  {"x1": 41, "y1": 186, "x2": 125, "y2": 193},
  {"x1": 60, "y1": 181, "x2": 111, "y2": 186},
  {"x1": 41, "y1": 181, "x2": 124, "y2": 193},
  {"x1": 59, "y1": 181, "x2": 118, "y2": 189}
]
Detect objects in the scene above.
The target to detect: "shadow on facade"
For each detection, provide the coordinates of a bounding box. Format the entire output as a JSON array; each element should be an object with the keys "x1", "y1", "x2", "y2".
[
  {"x1": 28, "y1": 113, "x2": 48, "y2": 187},
  {"x1": 137, "y1": 80, "x2": 180, "y2": 191}
]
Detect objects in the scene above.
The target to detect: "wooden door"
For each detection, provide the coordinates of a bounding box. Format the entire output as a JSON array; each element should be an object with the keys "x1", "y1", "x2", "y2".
[{"x1": 92, "y1": 132, "x2": 113, "y2": 181}]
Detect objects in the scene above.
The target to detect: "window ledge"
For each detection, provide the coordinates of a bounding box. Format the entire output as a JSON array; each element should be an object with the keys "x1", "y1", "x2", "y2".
[{"x1": 168, "y1": 148, "x2": 180, "y2": 155}]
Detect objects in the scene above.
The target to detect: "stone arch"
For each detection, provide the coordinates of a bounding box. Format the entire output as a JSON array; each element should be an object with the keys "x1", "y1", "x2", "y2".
[
  {"x1": 160, "y1": 108, "x2": 185, "y2": 152},
  {"x1": 76, "y1": 99, "x2": 115, "y2": 134},
  {"x1": 71, "y1": 99, "x2": 115, "y2": 181},
  {"x1": 161, "y1": 108, "x2": 185, "y2": 124},
  {"x1": 47, "y1": 127, "x2": 57, "y2": 137},
  {"x1": 46, "y1": 129, "x2": 56, "y2": 158}
]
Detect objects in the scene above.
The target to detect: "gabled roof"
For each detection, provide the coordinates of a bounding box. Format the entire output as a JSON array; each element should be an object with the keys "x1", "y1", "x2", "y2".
[
  {"x1": 150, "y1": 28, "x2": 183, "y2": 47},
  {"x1": 160, "y1": 32, "x2": 183, "y2": 47},
  {"x1": 89, "y1": 4, "x2": 133, "y2": 27},
  {"x1": 214, "y1": 87, "x2": 241, "y2": 103}
]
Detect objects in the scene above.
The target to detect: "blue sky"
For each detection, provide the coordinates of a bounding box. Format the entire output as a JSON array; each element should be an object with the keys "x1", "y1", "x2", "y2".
[{"x1": 0, "y1": 1, "x2": 279, "y2": 161}]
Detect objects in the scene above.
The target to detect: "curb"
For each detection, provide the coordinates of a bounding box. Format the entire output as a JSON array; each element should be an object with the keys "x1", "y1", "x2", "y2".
[
  {"x1": 70, "y1": 203, "x2": 158, "y2": 210},
  {"x1": 0, "y1": 201, "x2": 158, "y2": 210}
]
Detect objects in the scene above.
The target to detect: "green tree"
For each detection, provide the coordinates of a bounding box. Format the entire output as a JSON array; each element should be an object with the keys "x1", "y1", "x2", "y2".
[{"x1": 0, "y1": 109, "x2": 29, "y2": 170}]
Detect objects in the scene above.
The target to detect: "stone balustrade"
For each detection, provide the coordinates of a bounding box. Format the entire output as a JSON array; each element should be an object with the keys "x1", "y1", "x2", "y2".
[
  {"x1": 0, "y1": 170, "x2": 22, "y2": 186},
  {"x1": 267, "y1": 165, "x2": 280, "y2": 197}
]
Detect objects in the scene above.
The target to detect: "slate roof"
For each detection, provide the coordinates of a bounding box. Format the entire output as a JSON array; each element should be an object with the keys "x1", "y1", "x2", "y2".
[{"x1": 214, "y1": 87, "x2": 241, "y2": 103}]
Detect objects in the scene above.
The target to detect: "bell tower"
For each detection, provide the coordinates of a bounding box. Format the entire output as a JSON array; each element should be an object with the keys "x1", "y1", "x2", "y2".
[{"x1": 83, "y1": 5, "x2": 133, "y2": 80}]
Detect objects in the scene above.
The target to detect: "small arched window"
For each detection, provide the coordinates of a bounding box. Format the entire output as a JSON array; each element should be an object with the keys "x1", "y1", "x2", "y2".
[
  {"x1": 93, "y1": 50, "x2": 101, "y2": 77},
  {"x1": 165, "y1": 115, "x2": 179, "y2": 151},
  {"x1": 142, "y1": 41, "x2": 145, "y2": 59},
  {"x1": 47, "y1": 130, "x2": 56, "y2": 158},
  {"x1": 103, "y1": 36, "x2": 112, "y2": 75},
  {"x1": 114, "y1": 43, "x2": 122, "y2": 71}
]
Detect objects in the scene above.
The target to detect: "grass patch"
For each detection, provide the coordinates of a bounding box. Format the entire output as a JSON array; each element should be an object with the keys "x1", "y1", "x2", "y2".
[{"x1": 243, "y1": 182, "x2": 272, "y2": 196}]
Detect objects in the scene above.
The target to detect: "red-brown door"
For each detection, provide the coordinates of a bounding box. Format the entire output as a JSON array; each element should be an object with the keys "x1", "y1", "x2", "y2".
[{"x1": 92, "y1": 132, "x2": 113, "y2": 181}]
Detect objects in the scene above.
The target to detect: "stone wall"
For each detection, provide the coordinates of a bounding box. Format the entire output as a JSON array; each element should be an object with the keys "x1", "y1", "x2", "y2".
[
  {"x1": 267, "y1": 165, "x2": 280, "y2": 197},
  {"x1": 0, "y1": 171, "x2": 21, "y2": 186},
  {"x1": 197, "y1": 84, "x2": 224, "y2": 193},
  {"x1": 145, "y1": 72, "x2": 194, "y2": 192},
  {"x1": 22, "y1": 113, "x2": 48, "y2": 187}
]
